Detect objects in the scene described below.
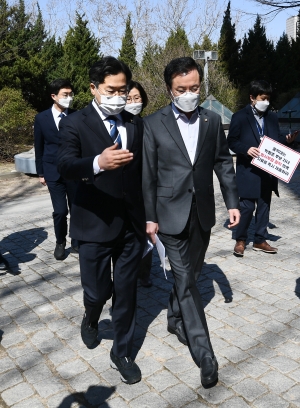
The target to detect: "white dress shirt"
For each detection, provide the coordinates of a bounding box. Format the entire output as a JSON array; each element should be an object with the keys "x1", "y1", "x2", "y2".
[
  {"x1": 92, "y1": 100, "x2": 127, "y2": 174},
  {"x1": 172, "y1": 103, "x2": 200, "y2": 164},
  {"x1": 51, "y1": 105, "x2": 68, "y2": 130},
  {"x1": 147, "y1": 104, "x2": 200, "y2": 224}
]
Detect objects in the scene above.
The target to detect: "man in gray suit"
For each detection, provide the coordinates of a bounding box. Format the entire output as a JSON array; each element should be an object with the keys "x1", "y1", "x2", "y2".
[{"x1": 143, "y1": 57, "x2": 240, "y2": 387}]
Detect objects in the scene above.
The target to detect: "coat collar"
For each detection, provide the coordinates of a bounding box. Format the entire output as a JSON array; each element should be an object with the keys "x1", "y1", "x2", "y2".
[
  {"x1": 245, "y1": 104, "x2": 263, "y2": 144},
  {"x1": 161, "y1": 104, "x2": 209, "y2": 166}
]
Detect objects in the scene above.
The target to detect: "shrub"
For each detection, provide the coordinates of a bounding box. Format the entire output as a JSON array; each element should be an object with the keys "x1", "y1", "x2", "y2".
[{"x1": 0, "y1": 87, "x2": 36, "y2": 161}]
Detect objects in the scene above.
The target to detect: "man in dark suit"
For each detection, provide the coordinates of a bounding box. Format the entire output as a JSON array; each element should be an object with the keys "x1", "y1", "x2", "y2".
[
  {"x1": 57, "y1": 57, "x2": 145, "y2": 385},
  {"x1": 227, "y1": 80, "x2": 297, "y2": 257},
  {"x1": 34, "y1": 79, "x2": 78, "y2": 260},
  {"x1": 143, "y1": 57, "x2": 240, "y2": 387}
]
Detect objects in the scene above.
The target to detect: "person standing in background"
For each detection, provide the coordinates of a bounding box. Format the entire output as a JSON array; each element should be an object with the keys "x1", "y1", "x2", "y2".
[
  {"x1": 125, "y1": 80, "x2": 152, "y2": 288},
  {"x1": 227, "y1": 80, "x2": 298, "y2": 257},
  {"x1": 34, "y1": 79, "x2": 78, "y2": 260}
]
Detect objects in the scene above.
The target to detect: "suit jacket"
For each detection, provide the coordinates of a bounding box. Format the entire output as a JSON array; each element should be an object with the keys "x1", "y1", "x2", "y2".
[
  {"x1": 34, "y1": 107, "x2": 76, "y2": 181},
  {"x1": 227, "y1": 104, "x2": 286, "y2": 199},
  {"x1": 57, "y1": 102, "x2": 145, "y2": 243},
  {"x1": 142, "y1": 104, "x2": 239, "y2": 235}
]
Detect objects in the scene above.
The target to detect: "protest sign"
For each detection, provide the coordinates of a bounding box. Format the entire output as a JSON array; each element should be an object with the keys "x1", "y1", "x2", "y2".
[{"x1": 251, "y1": 136, "x2": 300, "y2": 183}]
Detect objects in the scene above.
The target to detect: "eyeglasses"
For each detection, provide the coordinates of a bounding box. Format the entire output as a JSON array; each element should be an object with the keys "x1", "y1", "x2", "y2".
[{"x1": 127, "y1": 96, "x2": 142, "y2": 103}]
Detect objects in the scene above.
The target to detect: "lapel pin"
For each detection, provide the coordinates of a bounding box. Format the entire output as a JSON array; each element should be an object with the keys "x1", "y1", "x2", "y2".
[{"x1": 205, "y1": 118, "x2": 208, "y2": 122}]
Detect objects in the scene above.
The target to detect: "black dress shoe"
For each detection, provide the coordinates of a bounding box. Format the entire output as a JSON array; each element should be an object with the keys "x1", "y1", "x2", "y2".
[
  {"x1": 81, "y1": 315, "x2": 98, "y2": 348},
  {"x1": 54, "y1": 241, "x2": 66, "y2": 260},
  {"x1": 167, "y1": 323, "x2": 188, "y2": 345},
  {"x1": 201, "y1": 356, "x2": 218, "y2": 387},
  {"x1": 110, "y1": 349, "x2": 141, "y2": 384}
]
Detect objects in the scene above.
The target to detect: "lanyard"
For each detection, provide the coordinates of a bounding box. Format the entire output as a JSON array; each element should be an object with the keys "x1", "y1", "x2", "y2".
[{"x1": 255, "y1": 118, "x2": 264, "y2": 138}]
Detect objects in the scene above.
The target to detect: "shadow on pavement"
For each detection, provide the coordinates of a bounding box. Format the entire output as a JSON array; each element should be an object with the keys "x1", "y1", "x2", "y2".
[
  {"x1": 199, "y1": 263, "x2": 233, "y2": 307},
  {"x1": 226, "y1": 217, "x2": 281, "y2": 244},
  {"x1": 295, "y1": 277, "x2": 300, "y2": 299},
  {"x1": 57, "y1": 385, "x2": 116, "y2": 408},
  {"x1": 0, "y1": 227, "x2": 47, "y2": 274}
]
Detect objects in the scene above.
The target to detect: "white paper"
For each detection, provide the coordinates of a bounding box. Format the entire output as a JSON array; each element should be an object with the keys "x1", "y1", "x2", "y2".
[
  {"x1": 155, "y1": 234, "x2": 167, "y2": 279},
  {"x1": 142, "y1": 239, "x2": 153, "y2": 258},
  {"x1": 251, "y1": 136, "x2": 300, "y2": 183}
]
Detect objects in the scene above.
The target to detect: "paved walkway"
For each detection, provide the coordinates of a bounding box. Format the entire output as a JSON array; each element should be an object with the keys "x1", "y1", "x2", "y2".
[{"x1": 0, "y1": 168, "x2": 300, "y2": 408}]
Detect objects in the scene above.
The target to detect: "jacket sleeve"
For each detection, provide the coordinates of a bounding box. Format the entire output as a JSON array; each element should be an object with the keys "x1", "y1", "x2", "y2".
[
  {"x1": 214, "y1": 117, "x2": 240, "y2": 210},
  {"x1": 57, "y1": 116, "x2": 95, "y2": 182},
  {"x1": 227, "y1": 113, "x2": 252, "y2": 156},
  {"x1": 33, "y1": 115, "x2": 44, "y2": 176},
  {"x1": 142, "y1": 118, "x2": 158, "y2": 223}
]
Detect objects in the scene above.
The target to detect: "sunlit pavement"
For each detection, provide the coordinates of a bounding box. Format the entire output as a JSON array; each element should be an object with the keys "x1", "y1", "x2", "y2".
[{"x1": 1, "y1": 167, "x2": 300, "y2": 408}]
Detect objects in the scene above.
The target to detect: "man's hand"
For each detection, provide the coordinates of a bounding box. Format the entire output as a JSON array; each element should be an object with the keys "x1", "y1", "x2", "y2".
[
  {"x1": 228, "y1": 209, "x2": 240, "y2": 228},
  {"x1": 146, "y1": 222, "x2": 159, "y2": 244},
  {"x1": 98, "y1": 144, "x2": 133, "y2": 170},
  {"x1": 286, "y1": 130, "x2": 299, "y2": 144},
  {"x1": 39, "y1": 177, "x2": 47, "y2": 186},
  {"x1": 247, "y1": 147, "x2": 260, "y2": 158}
]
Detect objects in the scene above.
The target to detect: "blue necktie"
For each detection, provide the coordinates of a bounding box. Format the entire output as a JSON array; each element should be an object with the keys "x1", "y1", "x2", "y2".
[
  {"x1": 58, "y1": 112, "x2": 66, "y2": 119},
  {"x1": 107, "y1": 116, "x2": 122, "y2": 149}
]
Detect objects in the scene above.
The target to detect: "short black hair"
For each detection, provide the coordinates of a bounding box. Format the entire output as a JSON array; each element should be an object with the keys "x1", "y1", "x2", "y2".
[
  {"x1": 49, "y1": 79, "x2": 73, "y2": 95},
  {"x1": 249, "y1": 80, "x2": 272, "y2": 98},
  {"x1": 164, "y1": 57, "x2": 203, "y2": 88},
  {"x1": 127, "y1": 80, "x2": 148, "y2": 109},
  {"x1": 89, "y1": 56, "x2": 132, "y2": 87}
]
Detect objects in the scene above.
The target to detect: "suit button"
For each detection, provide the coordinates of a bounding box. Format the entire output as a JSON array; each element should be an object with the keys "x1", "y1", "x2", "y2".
[{"x1": 188, "y1": 189, "x2": 192, "y2": 193}]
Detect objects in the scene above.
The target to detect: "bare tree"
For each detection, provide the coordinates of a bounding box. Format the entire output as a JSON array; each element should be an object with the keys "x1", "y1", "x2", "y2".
[{"x1": 249, "y1": 1, "x2": 300, "y2": 17}]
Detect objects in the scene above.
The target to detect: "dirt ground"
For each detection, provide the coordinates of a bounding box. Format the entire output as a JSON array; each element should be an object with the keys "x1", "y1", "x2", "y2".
[{"x1": 0, "y1": 162, "x2": 48, "y2": 202}]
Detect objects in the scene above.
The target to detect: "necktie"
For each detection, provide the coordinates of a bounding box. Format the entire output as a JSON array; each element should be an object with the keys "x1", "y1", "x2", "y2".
[
  {"x1": 107, "y1": 116, "x2": 122, "y2": 149},
  {"x1": 58, "y1": 112, "x2": 65, "y2": 119}
]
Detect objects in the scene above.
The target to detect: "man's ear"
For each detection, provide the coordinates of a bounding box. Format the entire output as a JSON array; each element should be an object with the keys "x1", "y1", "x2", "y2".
[
  {"x1": 51, "y1": 93, "x2": 56, "y2": 102},
  {"x1": 90, "y1": 83, "x2": 96, "y2": 96}
]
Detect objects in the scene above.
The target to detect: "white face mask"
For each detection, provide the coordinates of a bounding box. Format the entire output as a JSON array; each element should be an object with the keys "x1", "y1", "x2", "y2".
[
  {"x1": 124, "y1": 102, "x2": 143, "y2": 115},
  {"x1": 58, "y1": 96, "x2": 73, "y2": 109},
  {"x1": 95, "y1": 87, "x2": 127, "y2": 115},
  {"x1": 171, "y1": 91, "x2": 200, "y2": 112},
  {"x1": 254, "y1": 100, "x2": 269, "y2": 113}
]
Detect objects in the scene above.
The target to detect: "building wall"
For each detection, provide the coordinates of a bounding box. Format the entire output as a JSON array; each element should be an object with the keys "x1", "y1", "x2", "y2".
[{"x1": 286, "y1": 16, "x2": 298, "y2": 41}]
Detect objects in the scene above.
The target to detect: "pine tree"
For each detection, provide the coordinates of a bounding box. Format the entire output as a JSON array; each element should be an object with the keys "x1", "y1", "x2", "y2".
[
  {"x1": 119, "y1": 14, "x2": 137, "y2": 71},
  {"x1": 0, "y1": 0, "x2": 15, "y2": 65},
  {"x1": 58, "y1": 12, "x2": 101, "y2": 108},
  {"x1": 165, "y1": 26, "x2": 191, "y2": 55},
  {"x1": 273, "y1": 33, "x2": 294, "y2": 94},
  {"x1": 238, "y1": 15, "x2": 274, "y2": 87},
  {"x1": 193, "y1": 35, "x2": 217, "y2": 52},
  {"x1": 218, "y1": 1, "x2": 240, "y2": 83}
]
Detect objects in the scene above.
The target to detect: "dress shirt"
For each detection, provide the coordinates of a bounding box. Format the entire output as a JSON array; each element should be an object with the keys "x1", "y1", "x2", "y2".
[
  {"x1": 51, "y1": 105, "x2": 68, "y2": 130},
  {"x1": 172, "y1": 103, "x2": 199, "y2": 164},
  {"x1": 92, "y1": 100, "x2": 127, "y2": 174},
  {"x1": 147, "y1": 104, "x2": 200, "y2": 224}
]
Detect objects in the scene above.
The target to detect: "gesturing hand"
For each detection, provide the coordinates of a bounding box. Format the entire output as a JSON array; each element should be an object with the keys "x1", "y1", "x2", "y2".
[{"x1": 98, "y1": 144, "x2": 133, "y2": 170}]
